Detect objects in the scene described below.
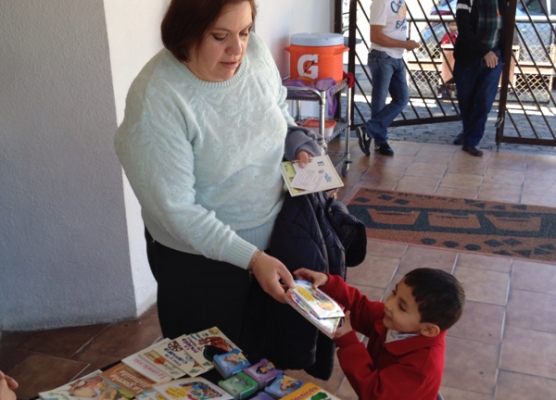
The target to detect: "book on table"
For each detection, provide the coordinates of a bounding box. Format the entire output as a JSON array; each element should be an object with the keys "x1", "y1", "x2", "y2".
[
  {"x1": 39, "y1": 370, "x2": 126, "y2": 400},
  {"x1": 153, "y1": 377, "x2": 233, "y2": 400},
  {"x1": 280, "y1": 382, "x2": 341, "y2": 400},
  {"x1": 100, "y1": 362, "x2": 155, "y2": 399},
  {"x1": 280, "y1": 155, "x2": 343, "y2": 197}
]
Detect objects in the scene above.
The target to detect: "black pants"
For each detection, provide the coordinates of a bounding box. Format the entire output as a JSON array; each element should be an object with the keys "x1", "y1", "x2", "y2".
[{"x1": 145, "y1": 229, "x2": 251, "y2": 345}]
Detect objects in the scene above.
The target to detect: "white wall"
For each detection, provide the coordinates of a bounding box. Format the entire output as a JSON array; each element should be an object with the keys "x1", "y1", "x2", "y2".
[
  {"x1": 0, "y1": 0, "x2": 136, "y2": 330},
  {"x1": 0, "y1": 0, "x2": 334, "y2": 332}
]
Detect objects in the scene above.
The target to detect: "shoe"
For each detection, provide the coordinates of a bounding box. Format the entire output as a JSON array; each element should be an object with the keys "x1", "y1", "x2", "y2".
[
  {"x1": 375, "y1": 142, "x2": 394, "y2": 156},
  {"x1": 453, "y1": 132, "x2": 464, "y2": 145},
  {"x1": 462, "y1": 144, "x2": 483, "y2": 157},
  {"x1": 357, "y1": 126, "x2": 371, "y2": 156}
]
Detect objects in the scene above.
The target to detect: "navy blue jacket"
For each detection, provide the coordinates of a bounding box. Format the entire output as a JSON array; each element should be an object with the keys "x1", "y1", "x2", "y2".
[{"x1": 240, "y1": 191, "x2": 366, "y2": 380}]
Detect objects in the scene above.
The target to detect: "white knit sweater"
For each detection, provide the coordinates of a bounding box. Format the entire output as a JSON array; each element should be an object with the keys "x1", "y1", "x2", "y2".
[{"x1": 115, "y1": 33, "x2": 296, "y2": 269}]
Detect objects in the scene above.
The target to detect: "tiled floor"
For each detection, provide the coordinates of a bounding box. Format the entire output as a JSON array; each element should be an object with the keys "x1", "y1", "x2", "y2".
[{"x1": 2, "y1": 138, "x2": 556, "y2": 400}]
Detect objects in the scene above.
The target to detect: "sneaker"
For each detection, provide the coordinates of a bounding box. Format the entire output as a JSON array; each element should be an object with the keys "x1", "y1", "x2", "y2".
[
  {"x1": 357, "y1": 126, "x2": 371, "y2": 156},
  {"x1": 462, "y1": 144, "x2": 483, "y2": 157},
  {"x1": 375, "y1": 141, "x2": 394, "y2": 156},
  {"x1": 453, "y1": 132, "x2": 464, "y2": 145}
]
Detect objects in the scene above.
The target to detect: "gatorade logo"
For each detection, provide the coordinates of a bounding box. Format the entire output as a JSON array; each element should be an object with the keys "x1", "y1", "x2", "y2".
[{"x1": 298, "y1": 54, "x2": 319, "y2": 79}]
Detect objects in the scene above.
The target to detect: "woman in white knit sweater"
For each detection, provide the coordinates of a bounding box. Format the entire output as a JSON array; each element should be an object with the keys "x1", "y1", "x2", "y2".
[{"x1": 114, "y1": 0, "x2": 322, "y2": 344}]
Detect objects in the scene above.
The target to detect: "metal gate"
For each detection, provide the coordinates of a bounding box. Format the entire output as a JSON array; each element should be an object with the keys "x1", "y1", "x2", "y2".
[{"x1": 336, "y1": 0, "x2": 556, "y2": 148}]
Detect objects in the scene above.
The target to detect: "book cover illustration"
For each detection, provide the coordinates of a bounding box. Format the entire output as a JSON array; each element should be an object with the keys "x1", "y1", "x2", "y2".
[
  {"x1": 217, "y1": 372, "x2": 258, "y2": 400},
  {"x1": 122, "y1": 352, "x2": 172, "y2": 384},
  {"x1": 280, "y1": 382, "x2": 341, "y2": 400},
  {"x1": 291, "y1": 280, "x2": 344, "y2": 319},
  {"x1": 153, "y1": 339, "x2": 206, "y2": 377},
  {"x1": 242, "y1": 359, "x2": 281, "y2": 389},
  {"x1": 178, "y1": 327, "x2": 240, "y2": 372},
  {"x1": 263, "y1": 373, "x2": 303, "y2": 399},
  {"x1": 284, "y1": 290, "x2": 342, "y2": 339},
  {"x1": 141, "y1": 347, "x2": 187, "y2": 380},
  {"x1": 39, "y1": 370, "x2": 126, "y2": 400},
  {"x1": 212, "y1": 348, "x2": 250, "y2": 379},
  {"x1": 100, "y1": 362, "x2": 154, "y2": 398},
  {"x1": 153, "y1": 377, "x2": 233, "y2": 400},
  {"x1": 280, "y1": 155, "x2": 343, "y2": 197}
]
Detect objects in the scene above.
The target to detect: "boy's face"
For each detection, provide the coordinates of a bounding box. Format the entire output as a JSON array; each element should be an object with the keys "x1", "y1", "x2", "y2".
[{"x1": 383, "y1": 279, "x2": 424, "y2": 333}]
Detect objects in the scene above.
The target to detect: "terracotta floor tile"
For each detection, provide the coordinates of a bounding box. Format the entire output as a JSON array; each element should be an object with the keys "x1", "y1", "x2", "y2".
[
  {"x1": 79, "y1": 311, "x2": 162, "y2": 360},
  {"x1": 520, "y1": 193, "x2": 556, "y2": 207},
  {"x1": 511, "y1": 260, "x2": 556, "y2": 295},
  {"x1": 526, "y1": 153, "x2": 556, "y2": 164},
  {"x1": 485, "y1": 159, "x2": 526, "y2": 172},
  {"x1": 389, "y1": 141, "x2": 424, "y2": 156},
  {"x1": 404, "y1": 162, "x2": 448, "y2": 178},
  {"x1": 439, "y1": 173, "x2": 483, "y2": 189},
  {"x1": 500, "y1": 325, "x2": 556, "y2": 379},
  {"x1": 439, "y1": 386, "x2": 493, "y2": 400},
  {"x1": 506, "y1": 289, "x2": 556, "y2": 333},
  {"x1": 345, "y1": 255, "x2": 399, "y2": 288},
  {"x1": 336, "y1": 377, "x2": 358, "y2": 400},
  {"x1": 455, "y1": 253, "x2": 512, "y2": 273},
  {"x1": 413, "y1": 150, "x2": 454, "y2": 165},
  {"x1": 447, "y1": 300, "x2": 505, "y2": 345},
  {"x1": 0, "y1": 346, "x2": 33, "y2": 375},
  {"x1": 446, "y1": 162, "x2": 487, "y2": 176},
  {"x1": 398, "y1": 246, "x2": 457, "y2": 275},
  {"x1": 373, "y1": 154, "x2": 416, "y2": 169},
  {"x1": 9, "y1": 353, "x2": 89, "y2": 399},
  {"x1": 365, "y1": 239, "x2": 407, "y2": 258},
  {"x1": 522, "y1": 178, "x2": 556, "y2": 196},
  {"x1": 16, "y1": 325, "x2": 106, "y2": 359},
  {"x1": 442, "y1": 336, "x2": 499, "y2": 395},
  {"x1": 482, "y1": 167, "x2": 524, "y2": 186},
  {"x1": 495, "y1": 370, "x2": 556, "y2": 400},
  {"x1": 350, "y1": 283, "x2": 385, "y2": 302},
  {"x1": 454, "y1": 267, "x2": 510, "y2": 306},
  {"x1": 477, "y1": 182, "x2": 522, "y2": 195},
  {"x1": 476, "y1": 190, "x2": 521, "y2": 204},
  {"x1": 394, "y1": 176, "x2": 441, "y2": 194},
  {"x1": 435, "y1": 187, "x2": 479, "y2": 199}
]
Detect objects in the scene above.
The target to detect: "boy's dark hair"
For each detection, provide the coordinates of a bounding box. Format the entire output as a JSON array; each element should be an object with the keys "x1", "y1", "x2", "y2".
[
  {"x1": 403, "y1": 268, "x2": 465, "y2": 331},
  {"x1": 161, "y1": 0, "x2": 257, "y2": 62}
]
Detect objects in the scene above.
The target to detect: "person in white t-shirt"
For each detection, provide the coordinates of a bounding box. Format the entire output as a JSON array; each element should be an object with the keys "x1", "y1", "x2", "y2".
[{"x1": 357, "y1": 0, "x2": 419, "y2": 156}]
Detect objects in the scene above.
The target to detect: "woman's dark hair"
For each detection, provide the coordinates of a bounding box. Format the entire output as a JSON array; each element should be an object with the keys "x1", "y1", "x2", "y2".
[
  {"x1": 161, "y1": 0, "x2": 257, "y2": 62},
  {"x1": 403, "y1": 268, "x2": 465, "y2": 331}
]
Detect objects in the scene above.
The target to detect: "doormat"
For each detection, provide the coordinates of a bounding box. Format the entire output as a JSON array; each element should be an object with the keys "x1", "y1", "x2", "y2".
[{"x1": 347, "y1": 188, "x2": 556, "y2": 263}]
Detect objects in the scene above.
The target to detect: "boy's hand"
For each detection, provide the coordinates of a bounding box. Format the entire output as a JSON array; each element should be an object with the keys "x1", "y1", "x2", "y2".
[
  {"x1": 334, "y1": 310, "x2": 353, "y2": 339},
  {"x1": 293, "y1": 268, "x2": 329, "y2": 288}
]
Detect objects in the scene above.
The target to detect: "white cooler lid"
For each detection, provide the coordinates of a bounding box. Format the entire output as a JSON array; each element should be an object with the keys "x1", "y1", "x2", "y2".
[{"x1": 290, "y1": 33, "x2": 344, "y2": 47}]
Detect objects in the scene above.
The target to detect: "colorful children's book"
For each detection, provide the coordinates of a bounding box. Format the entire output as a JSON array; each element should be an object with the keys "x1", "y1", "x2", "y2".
[
  {"x1": 177, "y1": 327, "x2": 241, "y2": 372},
  {"x1": 39, "y1": 370, "x2": 128, "y2": 400},
  {"x1": 280, "y1": 155, "x2": 343, "y2": 197},
  {"x1": 140, "y1": 339, "x2": 187, "y2": 380},
  {"x1": 217, "y1": 372, "x2": 258, "y2": 400},
  {"x1": 242, "y1": 359, "x2": 281, "y2": 389},
  {"x1": 153, "y1": 338, "x2": 206, "y2": 377},
  {"x1": 100, "y1": 362, "x2": 154, "y2": 398},
  {"x1": 290, "y1": 280, "x2": 344, "y2": 319},
  {"x1": 153, "y1": 377, "x2": 233, "y2": 400},
  {"x1": 263, "y1": 373, "x2": 304, "y2": 399},
  {"x1": 280, "y1": 382, "x2": 341, "y2": 400},
  {"x1": 122, "y1": 351, "x2": 172, "y2": 384},
  {"x1": 213, "y1": 348, "x2": 251, "y2": 379},
  {"x1": 249, "y1": 392, "x2": 274, "y2": 400},
  {"x1": 284, "y1": 289, "x2": 342, "y2": 339}
]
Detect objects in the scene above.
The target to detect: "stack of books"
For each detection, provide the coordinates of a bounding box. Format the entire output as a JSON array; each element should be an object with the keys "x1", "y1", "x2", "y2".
[{"x1": 39, "y1": 326, "x2": 340, "y2": 400}]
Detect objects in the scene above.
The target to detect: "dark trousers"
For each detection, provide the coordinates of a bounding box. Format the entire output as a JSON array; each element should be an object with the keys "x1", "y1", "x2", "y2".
[
  {"x1": 453, "y1": 48, "x2": 503, "y2": 146},
  {"x1": 145, "y1": 229, "x2": 251, "y2": 345}
]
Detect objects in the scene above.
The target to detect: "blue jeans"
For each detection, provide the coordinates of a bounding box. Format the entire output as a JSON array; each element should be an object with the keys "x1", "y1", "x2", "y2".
[
  {"x1": 364, "y1": 49, "x2": 409, "y2": 145},
  {"x1": 453, "y1": 49, "x2": 503, "y2": 147}
]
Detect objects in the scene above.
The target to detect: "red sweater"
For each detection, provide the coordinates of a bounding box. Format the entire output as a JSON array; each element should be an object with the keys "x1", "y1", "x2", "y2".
[{"x1": 322, "y1": 274, "x2": 446, "y2": 400}]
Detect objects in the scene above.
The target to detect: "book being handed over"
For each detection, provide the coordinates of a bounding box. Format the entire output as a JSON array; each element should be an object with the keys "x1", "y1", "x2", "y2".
[
  {"x1": 280, "y1": 155, "x2": 343, "y2": 197},
  {"x1": 284, "y1": 280, "x2": 344, "y2": 339}
]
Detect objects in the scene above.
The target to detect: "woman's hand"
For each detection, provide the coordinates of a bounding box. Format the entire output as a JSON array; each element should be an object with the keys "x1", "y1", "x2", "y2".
[
  {"x1": 334, "y1": 310, "x2": 353, "y2": 339},
  {"x1": 293, "y1": 268, "x2": 329, "y2": 288},
  {"x1": 250, "y1": 252, "x2": 295, "y2": 303},
  {"x1": 295, "y1": 150, "x2": 312, "y2": 168}
]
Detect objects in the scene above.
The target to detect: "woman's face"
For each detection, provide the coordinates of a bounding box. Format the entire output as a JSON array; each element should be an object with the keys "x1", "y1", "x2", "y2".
[{"x1": 185, "y1": 2, "x2": 253, "y2": 82}]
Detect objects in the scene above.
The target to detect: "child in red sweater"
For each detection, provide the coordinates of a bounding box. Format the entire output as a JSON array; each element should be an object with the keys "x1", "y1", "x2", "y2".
[{"x1": 294, "y1": 268, "x2": 465, "y2": 400}]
